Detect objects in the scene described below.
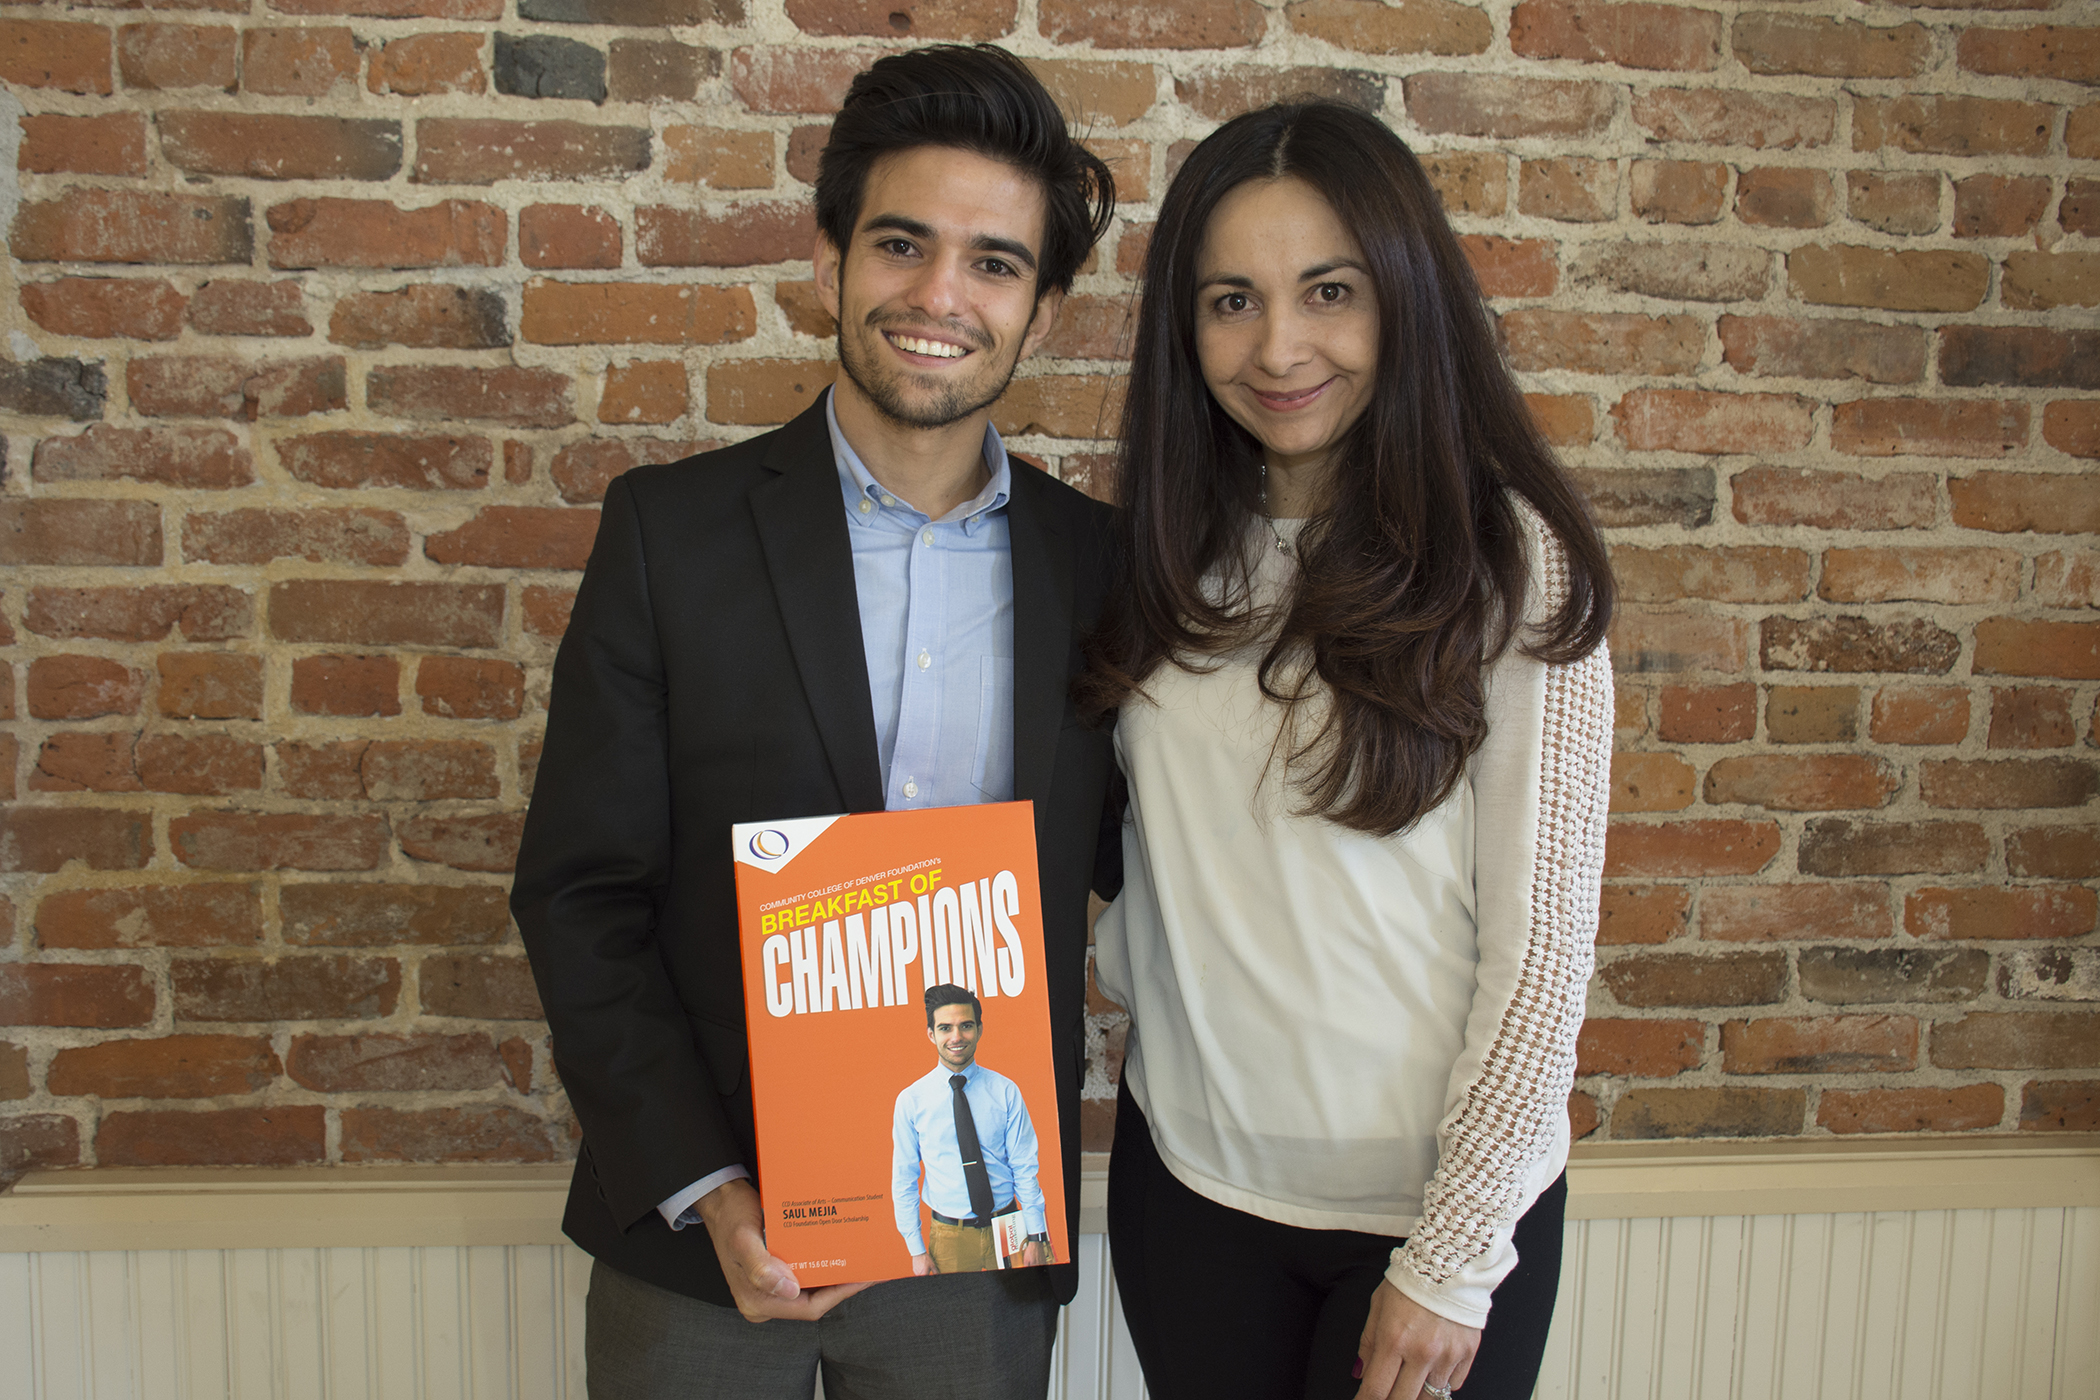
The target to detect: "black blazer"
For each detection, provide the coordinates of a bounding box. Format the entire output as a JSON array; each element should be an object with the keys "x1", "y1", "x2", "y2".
[{"x1": 511, "y1": 396, "x2": 1118, "y2": 1307}]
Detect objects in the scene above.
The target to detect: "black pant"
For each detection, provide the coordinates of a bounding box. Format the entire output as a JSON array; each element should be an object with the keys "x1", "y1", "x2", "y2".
[{"x1": 1108, "y1": 1082, "x2": 1565, "y2": 1400}]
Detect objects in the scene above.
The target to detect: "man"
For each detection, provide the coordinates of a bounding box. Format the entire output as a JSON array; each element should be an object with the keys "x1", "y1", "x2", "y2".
[
  {"x1": 511, "y1": 43, "x2": 1119, "y2": 1400},
  {"x1": 892, "y1": 986, "x2": 1050, "y2": 1276}
]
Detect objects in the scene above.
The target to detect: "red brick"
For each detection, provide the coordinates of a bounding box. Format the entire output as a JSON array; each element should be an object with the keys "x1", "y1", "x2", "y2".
[
  {"x1": 2009, "y1": 825, "x2": 2100, "y2": 880},
  {"x1": 1939, "y1": 327, "x2": 2100, "y2": 391},
  {"x1": 786, "y1": 0, "x2": 1013, "y2": 38},
  {"x1": 1461, "y1": 236, "x2": 1558, "y2": 298},
  {"x1": 1705, "y1": 755, "x2": 1899, "y2": 812},
  {"x1": 500, "y1": 1037, "x2": 535, "y2": 1092},
  {"x1": 1764, "y1": 685, "x2": 1858, "y2": 744},
  {"x1": 1974, "y1": 618, "x2": 2100, "y2": 680},
  {"x1": 1761, "y1": 615, "x2": 1960, "y2": 675},
  {"x1": 1, "y1": 1115, "x2": 81, "y2": 1176},
  {"x1": 420, "y1": 951, "x2": 542, "y2": 1018},
  {"x1": 367, "y1": 366, "x2": 572, "y2": 427},
  {"x1": 635, "y1": 203, "x2": 814, "y2": 270},
  {"x1": 12, "y1": 191, "x2": 251, "y2": 266},
  {"x1": 1658, "y1": 682, "x2": 1753, "y2": 742},
  {"x1": 1614, "y1": 390, "x2": 1811, "y2": 455},
  {"x1": 2043, "y1": 403, "x2": 2100, "y2": 460},
  {"x1": 1921, "y1": 757, "x2": 2097, "y2": 810},
  {"x1": 158, "y1": 652, "x2": 262, "y2": 720},
  {"x1": 1605, "y1": 820, "x2": 1781, "y2": 877},
  {"x1": 424, "y1": 506, "x2": 598, "y2": 572},
  {"x1": 1723, "y1": 1014, "x2": 1916, "y2": 1074},
  {"x1": 1631, "y1": 88, "x2": 1833, "y2": 149},
  {"x1": 1797, "y1": 818, "x2": 1989, "y2": 877},
  {"x1": 271, "y1": 580, "x2": 502, "y2": 647},
  {"x1": 361, "y1": 740, "x2": 498, "y2": 801},
  {"x1": 1906, "y1": 886, "x2": 2096, "y2": 942},
  {"x1": 601, "y1": 360, "x2": 690, "y2": 424},
  {"x1": 25, "y1": 656, "x2": 141, "y2": 720},
  {"x1": 1835, "y1": 400, "x2": 2028, "y2": 460},
  {"x1": 505, "y1": 441, "x2": 533, "y2": 485},
  {"x1": 128, "y1": 354, "x2": 345, "y2": 420},
  {"x1": 1573, "y1": 243, "x2": 1770, "y2": 302},
  {"x1": 33, "y1": 425, "x2": 252, "y2": 489},
  {"x1": 550, "y1": 437, "x2": 714, "y2": 504},
  {"x1": 115, "y1": 22, "x2": 233, "y2": 89},
  {"x1": 1958, "y1": 24, "x2": 2100, "y2": 82},
  {"x1": 1609, "y1": 609, "x2": 1749, "y2": 674},
  {"x1": 0, "y1": 18, "x2": 114, "y2": 93},
  {"x1": 277, "y1": 740, "x2": 366, "y2": 799},
  {"x1": 183, "y1": 507, "x2": 408, "y2": 568},
  {"x1": 1730, "y1": 466, "x2": 1935, "y2": 530},
  {"x1": 136, "y1": 734, "x2": 263, "y2": 796},
  {"x1": 31, "y1": 732, "x2": 142, "y2": 793},
  {"x1": 1846, "y1": 171, "x2": 1941, "y2": 236},
  {"x1": 186, "y1": 279, "x2": 311, "y2": 336},
  {"x1": 0, "y1": 500, "x2": 161, "y2": 568},
  {"x1": 26, "y1": 586, "x2": 251, "y2": 642},
  {"x1": 1989, "y1": 687, "x2": 2075, "y2": 750},
  {"x1": 993, "y1": 376, "x2": 1125, "y2": 440},
  {"x1": 1404, "y1": 73, "x2": 1614, "y2": 139},
  {"x1": 416, "y1": 657, "x2": 523, "y2": 720},
  {"x1": 664, "y1": 126, "x2": 774, "y2": 189},
  {"x1": 1612, "y1": 545, "x2": 1809, "y2": 603},
  {"x1": 49, "y1": 1034, "x2": 279, "y2": 1098},
  {"x1": 172, "y1": 954, "x2": 400, "y2": 1021},
  {"x1": 98, "y1": 1106, "x2": 325, "y2": 1167},
  {"x1": 1598, "y1": 884, "x2": 1689, "y2": 945},
  {"x1": 1951, "y1": 174, "x2": 2050, "y2": 240},
  {"x1": 0, "y1": 1044, "x2": 26, "y2": 1102},
  {"x1": 1800, "y1": 946, "x2": 1988, "y2": 1006},
  {"x1": 368, "y1": 31, "x2": 485, "y2": 95},
  {"x1": 1115, "y1": 221, "x2": 1153, "y2": 276},
  {"x1": 1628, "y1": 160, "x2": 1727, "y2": 225},
  {"x1": 1933, "y1": 1012, "x2": 2098, "y2": 1070},
  {"x1": 1039, "y1": 0, "x2": 1262, "y2": 46},
  {"x1": 412, "y1": 119, "x2": 649, "y2": 184},
  {"x1": 1526, "y1": 395, "x2": 1594, "y2": 449},
  {"x1": 2035, "y1": 550, "x2": 2100, "y2": 609},
  {"x1": 398, "y1": 812, "x2": 524, "y2": 873},
  {"x1": 1283, "y1": 0, "x2": 1490, "y2": 56},
  {"x1": 281, "y1": 882, "x2": 510, "y2": 947},
  {"x1": 18, "y1": 113, "x2": 146, "y2": 176},
  {"x1": 1599, "y1": 951, "x2": 1787, "y2": 1007},
  {"x1": 1502, "y1": 311, "x2": 1702, "y2": 376},
  {"x1": 1789, "y1": 246, "x2": 1988, "y2": 313},
  {"x1": 707, "y1": 358, "x2": 836, "y2": 427},
  {"x1": 1577, "y1": 1018, "x2": 1703, "y2": 1078},
  {"x1": 1613, "y1": 1086, "x2": 1804, "y2": 1139},
  {"x1": 1820, "y1": 546, "x2": 2021, "y2": 605},
  {"x1": 519, "y1": 204, "x2": 621, "y2": 270},
  {"x1": 521, "y1": 281, "x2": 756, "y2": 347},
  {"x1": 275, "y1": 0, "x2": 497, "y2": 21},
  {"x1": 159, "y1": 112, "x2": 400, "y2": 181},
  {"x1": 241, "y1": 25, "x2": 354, "y2": 95},
  {"x1": 290, "y1": 654, "x2": 400, "y2": 716},
  {"x1": 277, "y1": 432, "x2": 491, "y2": 491},
  {"x1": 2063, "y1": 181, "x2": 2100, "y2": 239},
  {"x1": 1734, "y1": 14, "x2": 1929, "y2": 77},
  {"x1": 1610, "y1": 753, "x2": 1695, "y2": 812},
  {"x1": 21, "y1": 277, "x2": 185, "y2": 340},
  {"x1": 1819, "y1": 1085, "x2": 2003, "y2": 1135},
  {"x1": 171, "y1": 812, "x2": 389, "y2": 872},
  {"x1": 1510, "y1": 0, "x2": 1719, "y2": 69},
  {"x1": 329, "y1": 285, "x2": 510, "y2": 350},
  {"x1": 1702, "y1": 883, "x2": 1891, "y2": 942},
  {"x1": 2003, "y1": 252, "x2": 2100, "y2": 313},
  {"x1": 2021, "y1": 1080, "x2": 2100, "y2": 1132},
  {"x1": 784, "y1": 122, "x2": 829, "y2": 185},
  {"x1": 0, "y1": 963, "x2": 154, "y2": 1027},
  {"x1": 265, "y1": 198, "x2": 504, "y2": 270},
  {"x1": 37, "y1": 883, "x2": 261, "y2": 949},
  {"x1": 727, "y1": 45, "x2": 873, "y2": 114},
  {"x1": 1735, "y1": 167, "x2": 1834, "y2": 229},
  {"x1": 2076, "y1": 104, "x2": 2100, "y2": 159},
  {"x1": 1175, "y1": 66, "x2": 1386, "y2": 123},
  {"x1": 286, "y1": 1031, "x2": 503, "y2": 1092},
  {"x1": 339, "y1": 1105, "x2": 570, "y2": 1163},
  {"x1": 1853, "y1": 96, "x2": 2053, "y2": 158},
  {"x1": 1870, "y1": 685, "x2": 1970, "y2": 745},
  {"x1": 523, "y1": 585, "x2": 576, "y2": 636}
]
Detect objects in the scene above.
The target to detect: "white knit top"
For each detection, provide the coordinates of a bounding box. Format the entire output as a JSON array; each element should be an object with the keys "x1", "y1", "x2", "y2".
[{"x1": 1093, "y1": 511, "x2": 1613, "y2": 1328}]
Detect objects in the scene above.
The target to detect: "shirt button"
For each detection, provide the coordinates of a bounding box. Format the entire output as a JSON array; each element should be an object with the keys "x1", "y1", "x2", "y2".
[
  {"x1": 916, "y1": 650, "x2": 931, "y2": 670},
  {"x1": 883, "y1": 495, "x2": 898, "y2": 508},
  {"x1": 858, "y1": 499, "x2": 873, "y2": 514},
  {"x1": 903, "y1": 780, "x2": 919, "y2": 799},
  {"x1": 921, "y1": 528, "x2": 935, "y2": 546}
]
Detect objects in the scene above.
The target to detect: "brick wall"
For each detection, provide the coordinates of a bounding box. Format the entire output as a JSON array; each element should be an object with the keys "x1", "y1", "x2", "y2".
[{"x1": 0, "y1": 0, "x2": 2093, "y2": 1182}]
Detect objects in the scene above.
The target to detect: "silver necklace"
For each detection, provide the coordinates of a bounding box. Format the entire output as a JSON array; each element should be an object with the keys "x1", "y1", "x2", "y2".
[{"x1": 1258, "y1": 461, "x2": 1292, "y2": 555}]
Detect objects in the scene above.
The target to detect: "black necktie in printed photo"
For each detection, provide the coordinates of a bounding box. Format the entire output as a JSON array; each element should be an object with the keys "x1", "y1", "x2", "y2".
[{"x1": 950, "y1": 1073, "x2": 996, "y2": 1223}]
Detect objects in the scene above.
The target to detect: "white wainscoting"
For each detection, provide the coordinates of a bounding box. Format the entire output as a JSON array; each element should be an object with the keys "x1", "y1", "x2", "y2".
[{"x1": 2, "y1": 1142, "x2": 2096, "y2": 1400}]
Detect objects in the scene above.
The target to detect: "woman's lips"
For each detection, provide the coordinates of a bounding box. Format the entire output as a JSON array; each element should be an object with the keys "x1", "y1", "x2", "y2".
[{"x1": 1248, "y1": 378, "x2": 1333, "y2": 410}]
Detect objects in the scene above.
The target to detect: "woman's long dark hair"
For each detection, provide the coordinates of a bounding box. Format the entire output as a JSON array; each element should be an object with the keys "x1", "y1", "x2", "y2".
[{"x1": 1078, "y1": 102, "x2": 1614, "y2": 836}]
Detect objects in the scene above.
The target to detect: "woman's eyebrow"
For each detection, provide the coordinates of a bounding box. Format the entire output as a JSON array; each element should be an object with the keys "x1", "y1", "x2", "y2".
[
  {"x1": 1299, "y1": 259, "x2": 1368, "y2": 281},
  {"x1": 1196, "y1": 272, "x2": 1255, "y2": 289}
]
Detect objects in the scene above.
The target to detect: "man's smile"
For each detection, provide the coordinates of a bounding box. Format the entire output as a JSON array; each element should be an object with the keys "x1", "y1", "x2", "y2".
[{"x1": 884, "y1": 330, "x2": 973, "y2": 361}]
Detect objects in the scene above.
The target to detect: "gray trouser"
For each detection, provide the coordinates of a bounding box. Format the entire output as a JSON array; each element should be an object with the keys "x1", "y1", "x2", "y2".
[{"x1": 585, "y1": 1259, "x2": 1059, "y2": 1400}]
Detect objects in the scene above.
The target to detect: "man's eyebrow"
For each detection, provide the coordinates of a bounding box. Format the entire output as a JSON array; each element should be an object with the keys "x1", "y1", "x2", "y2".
[{"x1": 861, "y1": 214, "x2": 1038, "y2": 274}]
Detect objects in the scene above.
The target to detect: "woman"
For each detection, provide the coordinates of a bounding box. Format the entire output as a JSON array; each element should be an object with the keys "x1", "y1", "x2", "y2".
[{"x1": 1082, "y1": 102, "x2": 1615, "y2": 1400}]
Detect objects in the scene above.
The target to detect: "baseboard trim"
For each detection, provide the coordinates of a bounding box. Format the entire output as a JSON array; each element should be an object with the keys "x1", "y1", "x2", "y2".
[{"x1": 4, "y1": 1136, "x2": 2095, "y2": 1252}]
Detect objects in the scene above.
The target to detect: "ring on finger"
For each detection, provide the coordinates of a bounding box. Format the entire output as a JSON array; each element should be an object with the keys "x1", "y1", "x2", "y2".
[{"x1": 1422, "y1": 1383, "x2": 1454, "y2": 1400}]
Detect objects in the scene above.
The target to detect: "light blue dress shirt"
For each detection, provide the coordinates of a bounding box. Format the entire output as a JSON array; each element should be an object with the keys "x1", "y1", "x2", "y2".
[
  {"x1": 891, "y1": 1059, "x2": 1046, "y2": 1255},
  {"x1": 657, "y1": 391, "x2": 1020, "y2": 1231}
]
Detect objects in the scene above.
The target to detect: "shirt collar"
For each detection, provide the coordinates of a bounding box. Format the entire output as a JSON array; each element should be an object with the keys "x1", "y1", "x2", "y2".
[
  {"x1": 933, "y1": 1059, "x2": 982, "y2": 1083},
  {"x1": 826, "y1": 387, "x2": 1012, "y2": 533}
]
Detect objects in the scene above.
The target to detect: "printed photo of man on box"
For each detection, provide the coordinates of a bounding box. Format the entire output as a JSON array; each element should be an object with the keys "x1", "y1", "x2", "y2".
[{"x1": 892, "y1": 984, "x2": 1051, "y2": 1274}]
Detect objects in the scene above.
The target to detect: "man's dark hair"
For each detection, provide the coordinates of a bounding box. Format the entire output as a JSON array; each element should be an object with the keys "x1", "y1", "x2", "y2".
[
  {"x1": 814, "y1": 44, "x2": 1115, "y2": 298},
  {"x1": 924, "y1": 984, "x2": 982, "y2": 1027}
]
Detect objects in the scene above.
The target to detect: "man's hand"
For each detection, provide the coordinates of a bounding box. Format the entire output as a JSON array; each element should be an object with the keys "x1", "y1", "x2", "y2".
[
  {"x1": 1353, "y1": 1280, "x2": 1479, "y2": 1400},
  {"x1": 696, "y1": 1179, "x2": 871, "y2": 1322},
  {"x1": 1021, "y1": 1240, "x2": 1049, "y2": 1268},
  {"x1": 910, "y1": 1252, "x2": 937, "y2": 1276}
]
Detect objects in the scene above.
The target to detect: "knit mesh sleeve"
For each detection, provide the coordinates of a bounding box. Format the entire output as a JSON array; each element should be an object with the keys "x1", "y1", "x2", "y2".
[{"x1": 1390, "y1": 524, "x2": 1613, "y2": 1312}]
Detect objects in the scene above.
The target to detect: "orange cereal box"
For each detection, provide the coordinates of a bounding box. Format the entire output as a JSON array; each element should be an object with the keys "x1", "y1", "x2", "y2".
[{"x1": 731, "y1": 802, "x2": 1068, "y2": 1287}]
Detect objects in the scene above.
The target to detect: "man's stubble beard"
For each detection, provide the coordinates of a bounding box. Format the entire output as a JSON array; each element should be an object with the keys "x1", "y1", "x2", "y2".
[{"x1": 836, "y1": 313, "x2": 1024, "y2": 433}]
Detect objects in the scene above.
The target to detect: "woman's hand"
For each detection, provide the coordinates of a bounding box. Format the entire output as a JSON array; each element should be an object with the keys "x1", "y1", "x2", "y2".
[{"x1": 1352, "y1": 1280, "x2": 1480, "y2": 1400}]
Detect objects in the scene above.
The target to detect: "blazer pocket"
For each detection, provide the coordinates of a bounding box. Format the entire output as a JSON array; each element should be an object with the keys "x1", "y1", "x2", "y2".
[
  {"x1": 971, "y1": 655, "x2": 1016, "y2": 799},
  {"x1": 687, "y1": 1014, "x2": 749, "y2": 1098}
]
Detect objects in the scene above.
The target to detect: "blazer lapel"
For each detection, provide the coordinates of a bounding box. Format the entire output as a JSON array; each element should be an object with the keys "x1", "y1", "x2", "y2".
[
  {"x1": 749, "y1": 399, "x2": 887, "y2": 814},
  {"x1": 1007, "y1": 468, "x2": 1075, "y2": 808}
]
